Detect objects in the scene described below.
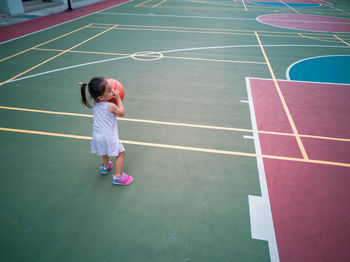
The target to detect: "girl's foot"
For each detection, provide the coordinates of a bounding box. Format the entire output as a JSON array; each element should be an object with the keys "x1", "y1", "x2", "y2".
[
  {"x1": 112, "y1": 173, "x2": 133, "y2": 185},
  {"x1": 100, "y1": 161, "x2": 113, "y2": 175}
]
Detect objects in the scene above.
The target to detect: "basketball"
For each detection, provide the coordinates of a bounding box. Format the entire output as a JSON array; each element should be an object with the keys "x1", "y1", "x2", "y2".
[{"x1": 107, "y1": 78, "x2": 124, "y2": 103}]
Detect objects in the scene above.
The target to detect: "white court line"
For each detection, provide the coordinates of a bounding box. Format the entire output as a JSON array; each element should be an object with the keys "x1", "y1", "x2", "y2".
[
  {"x1": 240, "y1": 100, "x2": 249, "y2": 103},
  {"x1": 3, "y1": 44, "x2": 349, "y2": 85},
  {"x1": 257, "y1": 17, "x2": 350, "y2": 25},
  {"x1": 189, "y1": 0, "x2": 245, "y2": 7},
  {"x1": 98, "y1": 12, "x2": 256, "y2": 20},
  {"x1": 247, "y1": 1, "x2": 322, "y2": 9},
  {"x1": 246, "y1": 77, "x2": 280, "y2": 262},
  {"x1": 243, "y1": 135, "x2": 254, "y2": 139}
]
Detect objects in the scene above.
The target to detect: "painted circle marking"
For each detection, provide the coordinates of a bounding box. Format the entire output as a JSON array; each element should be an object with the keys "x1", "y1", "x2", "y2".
[
  {"x1": 287, "y1": 55, "x2": 350, "y2": 84},
  {"x1": 257, "y1": 14, "x2": 350, "y2": 33},
  {"x1": 131, "y1": 51, "x2": 164, "y2": 61}
]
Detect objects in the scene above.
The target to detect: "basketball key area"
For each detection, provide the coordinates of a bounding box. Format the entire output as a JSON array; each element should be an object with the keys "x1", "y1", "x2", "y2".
[{"x1": 0, "y1": 0, "x2": 349, "y2": 261}]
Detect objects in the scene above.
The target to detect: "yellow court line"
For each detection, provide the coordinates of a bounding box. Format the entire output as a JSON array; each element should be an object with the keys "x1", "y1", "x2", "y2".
[
  {"x1": 297, "y1": 33, "x2": 340, "y2": 43},
  {"x1": 32, "y1": 47, "x2": 266, "y2": 65},
  {"x1": 91, "y1": 23, "x2": 350, "y2": 42},
  {"x1": 93, "y1": 23, "x2": 260, "y2": 34},
  {"x1": 0, "y1": 126, "x2": 349, "y2": 167},
  {"x1": 254, "y1": 31, "x2": 309, "y2": 160},
  {"x1": 118, "y1": 26, "x2": 344, "y2": 41},
  {"x1": 152, "y1": 0, "x2": 167, "y2": 8},
  {"x1": 319, "y1": 0, "x2": 350, "y2": 15},
  {"x1": 279, "y1": 0, "x2": 299, "y2": 13},
  {"x1": 33, "y1": 47, "x2": 131, "y2": 57},
  {"x1": 90, "y1": 24, "x2": 254, "y2": 33},
  {"x1": 115, "y1": 26, "x2": 254, "y2": 36},
  {"x1": 135, "y1": 0, "x2": 153, "y2": 7},
  {"x1": 92, "y1": 24, "x2": 347, "y2": 41},
  {"x1": 0, "y1": 25, "x2": 118, "y2": 88},
  {"x1": 242, "y1": 0, "x2": 248, "y2": 11},
  {"x1": 164, "y1": 55, "x2": 266, "y2": 64},
  {"x1": 333, "y1": 35, "x2": 350, "y2": 47},
  {"x1": 92, "y1": 23, "x2": 259, "y2": 32},
  {"x1": 137, "y1": 4, "x2": 245, "y2": 11},
  {"x1": 0, "y1": 24, "x2": 93, "y2": 63},
  {"x1": 0, "y1": 127, "x2": 91, "y2": 140},
  {"x1": 0, "y1": 105, "x2": 349, "y2": 143},
  {"x1": 135, "y1": 2, "x2": 343, "y2": 13},
  {"x1": 93, "y1": 23, "x2": 343, "y2": 37}
]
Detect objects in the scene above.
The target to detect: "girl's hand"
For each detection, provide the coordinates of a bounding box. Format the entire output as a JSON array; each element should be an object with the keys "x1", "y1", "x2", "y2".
[{"x1": 112, "y1": 89, "x2": 120, "y2": 98}]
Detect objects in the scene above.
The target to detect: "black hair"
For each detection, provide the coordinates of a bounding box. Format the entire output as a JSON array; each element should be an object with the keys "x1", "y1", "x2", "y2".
[{"x1": 80, "y1": 77, "x2": 107, "y2": 108}]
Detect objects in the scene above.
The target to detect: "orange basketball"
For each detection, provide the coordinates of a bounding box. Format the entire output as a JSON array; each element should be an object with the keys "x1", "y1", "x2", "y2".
[{"x1": 107, "y1": 78, "x2": 124, "y2": 104}]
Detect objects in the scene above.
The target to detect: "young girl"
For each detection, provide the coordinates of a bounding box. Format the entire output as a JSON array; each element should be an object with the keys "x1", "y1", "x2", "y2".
[{"x1": 80, "y1": 77, "x2": 133, "y2": 185}]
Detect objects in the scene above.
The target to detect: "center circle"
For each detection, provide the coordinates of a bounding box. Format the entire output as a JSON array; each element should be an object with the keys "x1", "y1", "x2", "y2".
[{"x1": 131, "y1": 51, "x2": 164, "y2": 61}]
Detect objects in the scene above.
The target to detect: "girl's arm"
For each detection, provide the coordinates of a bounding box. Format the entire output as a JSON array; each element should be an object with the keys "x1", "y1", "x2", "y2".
[{"x1": 108, "y1": 90, "x2": 124, "y2": 117}]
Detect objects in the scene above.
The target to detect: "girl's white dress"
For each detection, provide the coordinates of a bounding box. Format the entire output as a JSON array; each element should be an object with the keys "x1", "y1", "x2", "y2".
[{"x1": 91, "y1": 102, "x2": 125, "y2": 156}]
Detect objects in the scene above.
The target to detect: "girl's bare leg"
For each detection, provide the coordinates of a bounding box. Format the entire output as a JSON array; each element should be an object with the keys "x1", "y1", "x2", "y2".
[
  {"x1": 102, "y1": 155, "x2": 109, "y2": 167},
  {"x1": 115, "y1": 151, "x2": 125, "y2": 179}
]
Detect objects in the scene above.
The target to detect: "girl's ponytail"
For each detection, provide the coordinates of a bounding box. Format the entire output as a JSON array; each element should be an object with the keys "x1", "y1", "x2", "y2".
[{"x1": 80, "y1": 82, "x2": 92, "y2": 108}]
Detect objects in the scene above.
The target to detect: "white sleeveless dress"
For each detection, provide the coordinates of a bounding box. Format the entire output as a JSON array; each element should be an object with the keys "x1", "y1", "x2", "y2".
[{"x1": 91, "y1": 102, "x2": 125, "y2": 156}]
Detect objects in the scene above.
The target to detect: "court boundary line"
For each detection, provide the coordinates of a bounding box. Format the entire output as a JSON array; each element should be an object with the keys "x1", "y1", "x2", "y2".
[
  {"x1": 139, "y1": 2, "x2": 350, "y2": 14},
  {"x1": 246, "y1": 76, "x2": 280, "y2": 262},
  {"x1": 255, "y1": 31, "x2": 309, "y2": 160},
  {"x1": 1, "y1": 105, "x2": 349, "y2": 143},
  {"x1": 133, "y1": 1, "x2": 333, "y2": 12}
]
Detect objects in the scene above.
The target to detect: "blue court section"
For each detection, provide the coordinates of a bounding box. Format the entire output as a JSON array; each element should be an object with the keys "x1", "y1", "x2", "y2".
[
  {"x1": 248, "y1": 1, "x2": 320, "y2": 7},
  {"x1": 288, "y1": 55, "x2": 350, "y2": 84}
]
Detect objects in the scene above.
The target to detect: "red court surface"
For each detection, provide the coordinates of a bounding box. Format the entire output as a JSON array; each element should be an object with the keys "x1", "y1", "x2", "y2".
[
  {"x1": 0, "y1": 0, "x2": 130, "y2": 43},
  {"x1": 257, "y1": 14, "x2": 350, "y2": 33},
  {"x1": 246, "y1": 0, "x2": 323, "y2": 2},
  {"x1": 249, "y1": 77, "x2": 350, "y2": 262},
  {"x1": 264, "y1": 159, "x2": 350, "y2": 262},
  {"x1": 238, "y1": 0, "x2": 327, "y2": 3}
]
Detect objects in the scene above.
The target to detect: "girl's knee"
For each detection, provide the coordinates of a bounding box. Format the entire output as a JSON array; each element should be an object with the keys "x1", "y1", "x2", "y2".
[{"x1": 119, "y1": 151, "x2": 125, "y2": 158}]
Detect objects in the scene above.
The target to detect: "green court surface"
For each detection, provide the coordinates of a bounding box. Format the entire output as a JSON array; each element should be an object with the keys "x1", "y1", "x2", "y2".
[{"x1": 1, "y1": 0, "x2": 350, "y2": 261}]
